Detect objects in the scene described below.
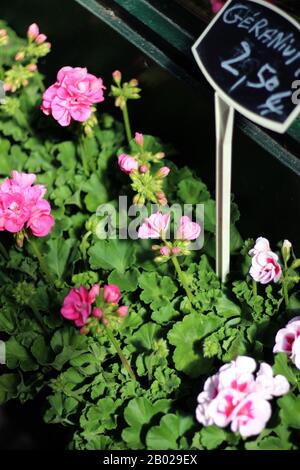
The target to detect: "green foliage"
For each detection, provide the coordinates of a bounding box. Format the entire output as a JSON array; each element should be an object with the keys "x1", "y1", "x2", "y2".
[{"x1": 0, "y1": 21, "x2": 300, "y2": 452}]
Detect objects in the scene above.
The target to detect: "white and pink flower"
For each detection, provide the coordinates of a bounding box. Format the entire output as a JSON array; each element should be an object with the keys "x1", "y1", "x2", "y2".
[
  {"x1": 249, "y1": 237, "x2": 282, "y2": 284},
  {"x1": 196, "y1": 356, "x2": 289, "y2": 438},
  {"x1": 273, "y1": 317, "x2": 300, "y2": 370}
]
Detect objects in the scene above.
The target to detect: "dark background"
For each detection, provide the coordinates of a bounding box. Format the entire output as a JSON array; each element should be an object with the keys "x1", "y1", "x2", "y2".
[{"x1": 0, "y1": 0, "x2": 299, "y2": 449}]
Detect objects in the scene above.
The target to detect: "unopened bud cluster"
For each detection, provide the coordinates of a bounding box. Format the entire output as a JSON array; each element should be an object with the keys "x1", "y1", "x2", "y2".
[
  {"x1": 3, "y1": 23, "x2": 51, "y2": 93},
  {"x1": 118, "y1": 131, "x2": 170, "y2": 206},
  {"x1": 110, "y1": 70, "x2": 141, "y2": 109}
]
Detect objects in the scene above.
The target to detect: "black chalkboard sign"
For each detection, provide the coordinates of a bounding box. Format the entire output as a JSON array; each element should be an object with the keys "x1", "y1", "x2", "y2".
[{"x1": 192, "y1": 0, "x2": 300, "y2": 133}]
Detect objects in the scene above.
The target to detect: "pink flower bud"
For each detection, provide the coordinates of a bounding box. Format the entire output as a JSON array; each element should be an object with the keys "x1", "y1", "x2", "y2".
[
  {"x1": 79, "y1": 326, "x2": 89, "y2": 335},
  {"x1": 92, "y1": 307, "x2": 103, "y2": 319},
  {"x1": 27, "y1": 63, "x2": 37, "y2": 72},
  {"x1": 44, "y1": 42, "x2": 51, "y2": 50},
  {"x1": 139, "y1": 164, "x2": 148, "y2": 174},
  {"x1": 118, "y1": 153, "x2": 138, "y2": 174},
  {"x1": 103, "y1": 284, "x2": 121, "y2": 304},
  {"x1": 158, "y1": 166, "x2": 170, "y2": 178},
  {"x1": 27, "y1": 23, "x2": 39, "y2": 40},
  {"x1": 135, "y1": 132, "x2": 144, "y2": 146},
  {"x1": 88, "y1": 284, "x2": 100, "y2": 303},
  {"x1": 130, "y1": 78, "x2": 138, "y2": 87},
  {"x1": 172, "y1": 247, "x2": 180, "y2": 255},
  {"x1": 160, "y1": 246, "x2": 170, "y2": 256},
  {"x1": 15, "y1": 52, "x2": 25, "y2": 61},
  {"x1": 112, "y1": 70, "x2": 122, "y2": 83},
  {"x1": 102, "y1": 318, "x2": 109, "y2": 326},
  {"x1": 117, "y1": 305, "x2": 129, "y2": 317},
  {"x1": 3, "y1": 83, "x2": 11, "y2": 92},
  {"x1": 35, "y1": 33, "x2": 47, "y2": 44},
  {"x1": 0, "y1": 29, "x2": 7, "y2": 38}
]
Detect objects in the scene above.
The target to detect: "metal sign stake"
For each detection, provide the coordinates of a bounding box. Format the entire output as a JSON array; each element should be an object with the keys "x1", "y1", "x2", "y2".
[{"x1": 215, "y1": 93, "x2": 235, "y2": 282}]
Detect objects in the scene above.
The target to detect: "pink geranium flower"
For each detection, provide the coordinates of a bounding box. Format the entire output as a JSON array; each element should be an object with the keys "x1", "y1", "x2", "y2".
[
  {"x1": 61, "y1": 284, "x2": 100, "y2": 327},
  {"x1": 176, "y1": 215, "x2": 201, "y2": 241},
  {"x1": 41, "y1": 66, "x2": 105, "y2": 126},
  {"x1": 138, "y1": 211, "x2": 170, "y2": 239},
  {"x1": 0, "y1": 171, "x2": 54, "y2": 237},
  {"x1": 273, "y1": 317, "x2": 300, "y2": 369}
]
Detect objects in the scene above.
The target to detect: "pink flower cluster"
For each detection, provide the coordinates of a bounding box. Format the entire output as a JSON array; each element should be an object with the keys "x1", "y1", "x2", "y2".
[
  {"x1": 274, "y1": 317, "x2": 300, "y2": 370},
  {"x1": 196, "y1": 356, "x2": 289, "y2": 437},
  {"x1": 249, "y1": 237, "x2": 281, "y2": 284},
  {"x1": 61, "y1": 283, "x2": 128, "y2": 329},
  {"x1": 138, "y1": 211, "x2": 201, "y2": 241},
  {"x1": 27, "y1": 23, "x2": 48, "y2": 45},
  {"x1": 0, "y1": 171, "x2": 54, "y2": 236},
  {"x1": 61, "y1": 284, "x2": 100, "y2": 327},
  {"x1": 41, "y1": 66, "x2": 105, "y2": 126}
]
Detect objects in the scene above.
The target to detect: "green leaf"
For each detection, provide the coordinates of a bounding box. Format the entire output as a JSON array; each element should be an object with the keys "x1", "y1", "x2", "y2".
[
  {"x1": 279, "y1": 393, "x2": 300, "y2": 429},
  {"x1": 44, "y1": 392, "x2": 78, "y2": 424},
  {"x1": 151, "y1": 301, "x2": 180, "y2": 324},
  {"x1": 200, "y1": 426, "x2": 227, "y2": 450},
  {"x1": 0, "y1": 373, "x2": 20, "y2": 404},
  {"x1": 122, "y1": 397, "x2": 171, "y2": 449},
  {"x1": 83, "y1": 174, "x2": 108, "y2": 212},
  {"x1": 108, "y1": 268, "x2": 139, "y2": 292},
  {"x1": 215, "y1": 295, "x2": 241, "y2": 318},
  {"x1": 6, "y1": 336, "x2": 38, "y2": 371},
  {"x1": 89, "y1": 239, "x2": 135, "y2": 273},
  {"x1": 50, "y1": 327, "x2": 87, "y2": 370},
  {"x1": 31, "y1": 336, "x2": 52, "y2": 365},
  {"x1": 138, "y1": 271, "x2": 177, "y2": 310},
  {"x1": 273, "y1": 353, "x2": 297, "y2": 386},
  {"x1": 146, "y1": 413, "x2": 194, "y2": 450},
  {"x1": 168, "y1": 313, "x2": 223, "y2": 377},
  {"x1": 130, "y1": 322, "x2": 161, "y2": 352},
  {"x1": 54, "y1": 141, "x2": 76, "y2": 170},
  {"x1": 46, "y1": 238, "x2": 77, "y2": 279},
  {"x1": 177, "y1": 176, "x2": 210, "y2": 204}
]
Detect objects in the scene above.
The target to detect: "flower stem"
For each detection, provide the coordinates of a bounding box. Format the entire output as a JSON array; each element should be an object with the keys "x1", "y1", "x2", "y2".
[
  {"x1": 122, "y1": 102, "x2": 132, "y2": 144},
  {"x1": 79, "y1": 136, "x2": 90, "y2": 177},
  {"x1": 283, "y1": 279, "x2": 289, "y2": 310},
  {"x1": 28, "y1": 237, "x2": 53, "y2": 285},
  {"x1": 171, "y1": 256, "x2": 194, "y2": 307},
  {"x1": 105, "y1": 326, "x2": 136, "y2": 381},
  {"x1": 252, "y1": 280, "x2": 257, "y2": 297}
]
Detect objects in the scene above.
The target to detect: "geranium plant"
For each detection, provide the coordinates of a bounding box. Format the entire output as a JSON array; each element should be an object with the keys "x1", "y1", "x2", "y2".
[{"x1": 0, "y1": 21, "x2": 300, "y2": 452}]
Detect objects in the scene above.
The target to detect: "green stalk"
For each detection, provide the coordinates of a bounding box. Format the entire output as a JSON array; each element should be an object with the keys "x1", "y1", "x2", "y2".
[
  {"x1": 105, "y1": 326, "x2": 136, "y2": 381},
  {"x1": 28, "y1": 237, "x2": 53, "y2": 285},
  {"x1": 283, "y1": 279, "x2": 289, "y2": 310},
  {"x1": 171, "y1": 256, "x2": 194, "y2": 307},
  {"x1": 122, "y1": 102, "x2": 132, "y2": 144},
  {"x1": 252, "y1": 279, "x2": 257, "y2": 297},
  {"x1": 79, "y1": 135, "x2": 90, "y2": 177}
]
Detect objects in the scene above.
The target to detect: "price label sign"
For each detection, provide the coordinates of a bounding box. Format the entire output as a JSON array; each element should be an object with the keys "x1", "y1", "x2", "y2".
[{"x1": 192, "y1": 0, "x2": 300, "y2": 133}]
